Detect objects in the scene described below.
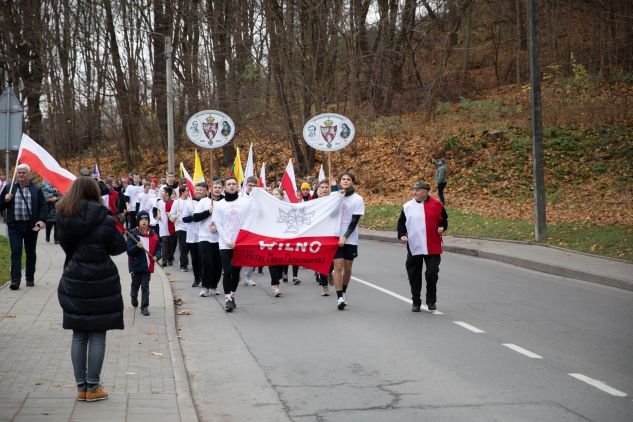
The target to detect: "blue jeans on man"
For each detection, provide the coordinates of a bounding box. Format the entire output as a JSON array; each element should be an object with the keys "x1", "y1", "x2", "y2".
[{"x1": 8, "y1": 221, "x2": 39, "y2": 287}]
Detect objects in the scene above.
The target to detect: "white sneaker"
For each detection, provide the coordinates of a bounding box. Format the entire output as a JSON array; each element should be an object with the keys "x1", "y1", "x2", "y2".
[
  {"x1": 272, "y1": 286, "x2": 281, "y2": 297},
  {"x1": 245, "y1": 278, "x2": 256, "y2": 287},
  {"x1": 321, "y1": 286, "x2": 329, "y2": 296},
  {"x1": 209, "y1": 288, "x2": 218, "y2": 296},
  {"x1": 342, "y1": 292, "x2": 348, "y2": 303},
  {"x1": 199, "y1": 288, "x2": 210, "y2": 297},
  {"x1": 337, "y1": 296, "x2": 346, "y2": 310}
]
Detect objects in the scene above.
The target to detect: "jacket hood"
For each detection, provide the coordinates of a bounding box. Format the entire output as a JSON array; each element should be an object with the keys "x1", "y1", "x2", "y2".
[{"x1": 58, "y1": 200, "x2": 108, "y2": 236}]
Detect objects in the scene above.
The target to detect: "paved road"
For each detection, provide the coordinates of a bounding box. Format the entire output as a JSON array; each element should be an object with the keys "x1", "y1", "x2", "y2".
[{"x1": 171, "y1": 239, "x2": 633, "y2": 422}]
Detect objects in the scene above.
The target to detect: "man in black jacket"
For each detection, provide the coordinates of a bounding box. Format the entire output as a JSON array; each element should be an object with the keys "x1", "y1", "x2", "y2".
[{"x1": 0, "y1": 164, "x2": 48, "y2": 290}]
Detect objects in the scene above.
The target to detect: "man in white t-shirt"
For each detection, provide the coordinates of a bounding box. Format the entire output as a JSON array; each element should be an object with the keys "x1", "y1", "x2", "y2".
[
  {"x1": 181, "y1": 183, "x2": 204, "y2": 288},
  {"x1": 212, "y1": 176, "x2": 250, "y2": 312},
  {"x1": 333, "y1": 171, "x2": 364, "y2": 310},
  {"x1": 169, "y1": 185, "x2": 193, "y2": 272}
]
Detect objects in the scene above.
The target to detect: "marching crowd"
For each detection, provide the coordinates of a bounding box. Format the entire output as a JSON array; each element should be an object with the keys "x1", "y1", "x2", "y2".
[{"x1": 1, "y1": 163, "x2": 448, "y2": 402}]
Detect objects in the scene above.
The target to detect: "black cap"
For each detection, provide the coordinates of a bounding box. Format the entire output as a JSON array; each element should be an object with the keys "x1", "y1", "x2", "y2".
[{"x1": 137, "y1": 210, "x2": 150, "y2": 221}]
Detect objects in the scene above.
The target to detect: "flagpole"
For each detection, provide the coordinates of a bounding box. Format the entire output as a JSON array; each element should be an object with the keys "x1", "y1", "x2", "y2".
[
  {"x1": 122, "y1": 227, "x2": 163, "y2": 269},
  {"x1": 209, "y1": 149, "x2": 215, "y2": 179},
  {"x1": 7, "y1": 165, "x2": 17, "y2": 196},
  {"x1": 327, "y1": 153, "x2": 332, "y2": 190}
]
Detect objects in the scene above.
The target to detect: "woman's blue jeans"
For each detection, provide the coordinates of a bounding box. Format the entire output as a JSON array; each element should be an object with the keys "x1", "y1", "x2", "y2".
[{"x1": 71, "y1": 330, "x2": 106, "y2": 387}]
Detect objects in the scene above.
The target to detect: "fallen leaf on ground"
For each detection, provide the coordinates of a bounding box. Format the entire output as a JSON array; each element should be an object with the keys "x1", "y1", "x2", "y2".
[
  {"x1": 3, "y1": 313, "x2": 16, "y2": 318},
  {"x1": 177, "y1": 309, "x2": 191, "y2": 315},
  {"x1": 151, "y1": 352, "x2": 163, "y2": 356},
  {"x1": 174, "y1": 298, "x2": 183, "y2": 306}
]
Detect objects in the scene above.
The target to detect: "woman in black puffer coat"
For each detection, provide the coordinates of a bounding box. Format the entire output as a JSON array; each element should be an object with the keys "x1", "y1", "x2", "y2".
[{"x1": 56, "y1": 176, "x2": 126, "y2": 402}]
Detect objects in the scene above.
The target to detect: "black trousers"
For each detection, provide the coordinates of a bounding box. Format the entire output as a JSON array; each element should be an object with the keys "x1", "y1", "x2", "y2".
[
  {"x1": 282, "y1": 265, "x2": 299, "y2": 278},
  {"x1": 269, "y1": 266, "x2": 283, "y2": 286},
  {"x1": 210, "y1": 242, "x2": 222, "y2": 288},
  {"x1": 199, "y1": 241, "x2": 221, "y2": 289},
  {"x1": 8, "y1": 222, "x2": 39, "y2": 283},
  {"x1": 131, "y1": 272, "x2": 151, "y2": 308},
  {"x1": 176, "y1": 231, "x2": 188, "y2": 268},
  {"x1": 161, "y1": 235, "x2": 177, "y2": 264},
  {"x1": 46, "y1": 221, "x2": 58, "y2": 242},
  {"x1": 220, "y1": 249, "x2": 241, "y2": 294},
  {"x1": 406, "y1": 253, "x2": 441, "y2": 306},
  {"x1": 127, "y1": 211, "x2": 137, "y2": 230},
  {"x1": 188, "y1": 242, "x2": 201, "y2": 284}
]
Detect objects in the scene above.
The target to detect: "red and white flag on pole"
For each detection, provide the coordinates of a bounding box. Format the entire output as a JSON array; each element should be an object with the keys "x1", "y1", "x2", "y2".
[
  {"x1": 17, "y1": 134, "x2": 76, "y2": 194},
  {"x1": 241, "y1": 143, "x2": 254, "y2": 193},
  {"x1": 281, "y1": 159, "x2": 298, "y2": 203},
  {"x1": 180, "y1": 162, "x2": 195, "y2": 197},
  {"x1": 318, "y1": 165, "x2": 326, "y2": 183},
  {"x1": 257, "y1": 162, "x2": 266, "y2": 188},
  {"x1": 233, "y1": 189, "x2": 343, "y2": 273}
]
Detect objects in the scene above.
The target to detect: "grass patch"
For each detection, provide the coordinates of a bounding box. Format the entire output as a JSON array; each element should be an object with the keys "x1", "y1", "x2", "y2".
[
  {"x1": 362, "y1": 205, "x2": 633, "y2": 261},
  {"x1": 0, "y1": 236, "x2": 10, "y2": 286}
]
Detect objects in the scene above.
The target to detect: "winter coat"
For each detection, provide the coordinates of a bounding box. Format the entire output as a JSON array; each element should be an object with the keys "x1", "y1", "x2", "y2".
[
  {"x1": 56, "y1": 200, "x2": 127, "y2": 331},
  {"x1": 435, "y1": 163, "x2": 448, "y2": 184},
  {"x1": 127, "y1": 227, "x2": 162, "y2": 273},
  {"x1": 41, "y1": 182, "x2": 62, "y2": 222}
]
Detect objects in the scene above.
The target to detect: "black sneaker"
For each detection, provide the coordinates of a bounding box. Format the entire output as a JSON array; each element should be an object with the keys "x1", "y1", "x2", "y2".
[
  {"x1": 131, "y1": 297, "x2": 138, "y2": 308},
  {"x1": 9, "y1": 281, "x2": 19, "y2": 290},
  {"x1": 141, "y1": 307, "x2": 150, "y2": 316},
  {"x1": 26, "y1": 280, "x2": 34, "y2": 287},
  {"x1": 412, "y1": 304, "x2": 421, "y2": 312},
  {"x1": 180, "y1": 267, "x2": 189, "y2": 272},
  {"x1": 192, "y1": 280, "x2": 200, "y2": 288},
  {"x1": 225, "y1": 298, "x2": 236, "y2": 312},
  {"x1": 427, "y1": 303, "x2": 437, "y2": 311}
]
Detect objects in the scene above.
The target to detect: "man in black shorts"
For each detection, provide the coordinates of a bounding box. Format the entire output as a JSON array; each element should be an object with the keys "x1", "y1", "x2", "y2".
[{"x1": 332, "y1": 172, "x2": 364, "y2": 310}]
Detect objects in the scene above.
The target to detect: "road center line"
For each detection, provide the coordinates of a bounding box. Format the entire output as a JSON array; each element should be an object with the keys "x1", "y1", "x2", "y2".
[
  {"x1": 569, "y1": 373, "x2": 628, "y2": 397},
  {"x1": 350, "y1": 276, "x2": 444, "y2": 315},
  {"x1": 454, "y1": 321, "x2": 485, "y2": 333},
  {"x1": 502, "y1": 343, "x2": 543, "y2": 359}
]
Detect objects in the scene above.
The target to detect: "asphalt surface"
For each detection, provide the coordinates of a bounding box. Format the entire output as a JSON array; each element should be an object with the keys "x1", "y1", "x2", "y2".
[{"x1": 171, "y1": 239, "x2": 633, "y2": 422}]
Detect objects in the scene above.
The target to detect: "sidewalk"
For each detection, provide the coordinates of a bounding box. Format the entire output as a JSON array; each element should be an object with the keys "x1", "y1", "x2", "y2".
[
  {"x1": 0, "y1": 224, "x2": 197, "y2": 422},
  {"x1": 360, "y1": 229, "x2": 633, "y2": 292}
]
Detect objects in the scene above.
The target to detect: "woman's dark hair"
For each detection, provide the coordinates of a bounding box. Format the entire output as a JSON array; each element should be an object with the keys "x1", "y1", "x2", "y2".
[{"x1": 56, "y1": 177, "x2": 101, "y2": 217}]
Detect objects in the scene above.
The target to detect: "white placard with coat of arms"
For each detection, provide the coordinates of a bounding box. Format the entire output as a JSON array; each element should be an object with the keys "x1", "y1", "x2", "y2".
[
  {"x1": 186, "y1": 110, "x2": 235, "y2": 149},
  {"x1": 302, "y1": 113, "x2": 355, "y2": 152}
]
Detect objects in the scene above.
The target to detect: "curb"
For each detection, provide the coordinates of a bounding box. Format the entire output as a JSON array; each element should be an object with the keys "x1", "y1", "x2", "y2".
[
  {"x1": 158, "y1": 267, "x2": 200, "y2": 422},
  {"x1": 359, "y1": 232, "x2": 633, "y2": 292}
]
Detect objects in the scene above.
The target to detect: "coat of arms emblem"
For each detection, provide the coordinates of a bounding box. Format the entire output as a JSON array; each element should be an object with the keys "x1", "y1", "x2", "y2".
[
  {"x1": 320, "y1": 119, "x2": 337, "y2": 148},
  {"x1": 203, "y1": 115, "x2": 218, "y2": 142}
]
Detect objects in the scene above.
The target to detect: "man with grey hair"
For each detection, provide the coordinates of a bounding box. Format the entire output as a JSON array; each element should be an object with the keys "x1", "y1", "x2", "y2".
[{"x1": 0, "y1": 164, "x2": 48, "y2": 290}]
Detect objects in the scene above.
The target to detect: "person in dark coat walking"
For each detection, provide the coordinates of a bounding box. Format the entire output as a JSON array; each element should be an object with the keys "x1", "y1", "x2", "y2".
[{"x1": 56, "y1": 176, "x2": 127, "y2": 402}]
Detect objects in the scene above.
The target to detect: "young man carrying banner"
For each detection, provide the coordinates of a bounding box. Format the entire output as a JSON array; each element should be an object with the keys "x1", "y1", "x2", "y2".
[
  {"x1": 212, "y1": 176, "x2": 250, "y2": 312},
  {"x1": 333, "y1": 171, "x2": 364, "y2": 310}
]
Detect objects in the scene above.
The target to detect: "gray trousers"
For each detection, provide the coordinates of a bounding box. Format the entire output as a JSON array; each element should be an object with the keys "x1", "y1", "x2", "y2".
[{"x1": 71, "y1": 330, "x2": 106, "y2": 388}]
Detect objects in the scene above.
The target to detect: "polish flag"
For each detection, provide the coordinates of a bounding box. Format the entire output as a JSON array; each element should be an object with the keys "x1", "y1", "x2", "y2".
[
  {"x1": 241, "y1": 143, "x2": 254, "y2": 193},
  {"x1": 233, "y1": 189, "x2": 343, "y2": 273},
  {"x1": 17, "y1": 134, "x2": 76, "y2": 194},
  {"x1": 180, "y1": 162, "x2": 195, "y2": 197},
  {"x1": 318, "y1": 165, "x2": 326, "y2": 183},
  {"x1": 281, "y1": 159, "x2": 298, "y2": 203},
  {"x1": 257, "y1": 162, "x2": 266, "y2": 188}
]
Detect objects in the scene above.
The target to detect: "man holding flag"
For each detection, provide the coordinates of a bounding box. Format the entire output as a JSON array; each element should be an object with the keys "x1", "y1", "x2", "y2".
[{"x1": 1, "y1": 164, "x2": 48, "y2": 290}]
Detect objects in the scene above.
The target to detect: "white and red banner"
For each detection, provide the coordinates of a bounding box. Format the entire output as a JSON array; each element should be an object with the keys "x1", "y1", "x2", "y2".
[
  {"x1": 233, "y1": 189, "x2": 343, "y2": 273},
  {"x1": 17, "y1": 134, "x2": 76, "y2": 194}
]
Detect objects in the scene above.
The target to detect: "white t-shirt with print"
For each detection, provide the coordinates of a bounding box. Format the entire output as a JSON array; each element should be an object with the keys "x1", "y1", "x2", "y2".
[{"x1": 339, "y1": 192, "x2": 365, "y2": 245}]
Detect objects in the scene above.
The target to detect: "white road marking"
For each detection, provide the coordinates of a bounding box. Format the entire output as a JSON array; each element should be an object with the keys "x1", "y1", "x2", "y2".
[
  {"x1": 350, "y1": 276, "x2": 444, "y2": 315},
  {"x1": 502, "y1": 343, "x2": 543, "y2": 359},
  {"x1": 454, "y1": 321, "x2": 485, "y2": 333},
  {"x1": 569, "y1": 373, "x2": 628, "y2": 397}
]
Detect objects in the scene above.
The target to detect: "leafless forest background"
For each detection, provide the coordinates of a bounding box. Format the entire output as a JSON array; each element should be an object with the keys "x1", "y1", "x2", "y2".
[{"x1": 2, "y1": 0, "x2": 632, "y2": 175}]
